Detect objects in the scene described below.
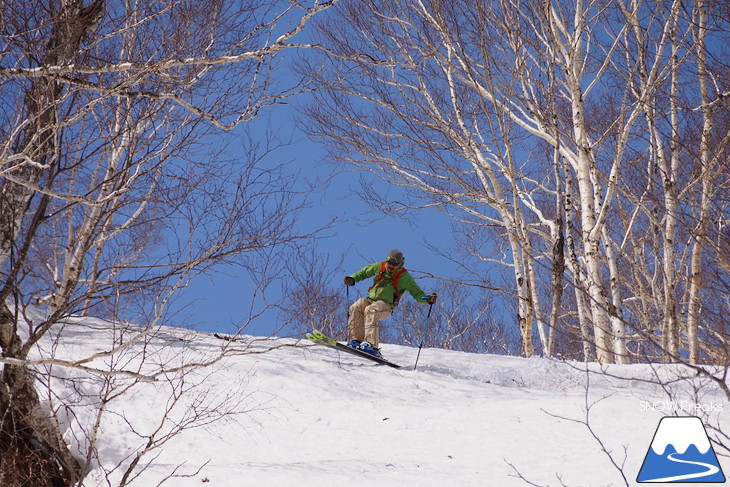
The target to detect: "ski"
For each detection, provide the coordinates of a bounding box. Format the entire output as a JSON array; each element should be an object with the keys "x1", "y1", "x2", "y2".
[{"x1": 306, "y1": 330, "x2": 402, "y2": 369}]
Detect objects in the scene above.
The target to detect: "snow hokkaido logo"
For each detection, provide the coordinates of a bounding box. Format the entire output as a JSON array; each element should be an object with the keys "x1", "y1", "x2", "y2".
[{"x1": 637, "y1": 416, "x2": 726, "y2": 483}]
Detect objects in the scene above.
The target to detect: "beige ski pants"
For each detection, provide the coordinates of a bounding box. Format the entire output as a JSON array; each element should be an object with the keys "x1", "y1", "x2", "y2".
[{"x1": 347, "y1": 298, "x2": 392, "y2": 348}]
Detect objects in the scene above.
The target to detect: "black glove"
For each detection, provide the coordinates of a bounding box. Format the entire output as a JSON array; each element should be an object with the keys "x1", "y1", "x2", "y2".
[
  {"x1": 427, "y1": 293, "x2": 437, "y2": 304},
  {"x1": 344, "y1": 276, "x2": 355, "y2": 286}
]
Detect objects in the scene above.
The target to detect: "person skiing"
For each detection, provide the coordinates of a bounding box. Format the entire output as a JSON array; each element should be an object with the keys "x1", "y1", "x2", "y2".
[{"x1": 344, "y1": 249, "x2": 437, "y2": 358}]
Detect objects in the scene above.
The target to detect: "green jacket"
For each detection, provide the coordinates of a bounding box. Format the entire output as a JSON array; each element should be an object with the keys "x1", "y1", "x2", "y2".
[{"x1": 349, "y1": 260, "x2": 429, "y2": 307}]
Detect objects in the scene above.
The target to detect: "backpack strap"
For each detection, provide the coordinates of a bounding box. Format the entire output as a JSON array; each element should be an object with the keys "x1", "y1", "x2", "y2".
[
  {"x1": 368, "y1": 262, "x2": 407, "y2": 306},
  {"x1": 391, "y1": 267, "x2": 407, "y2": 305}
]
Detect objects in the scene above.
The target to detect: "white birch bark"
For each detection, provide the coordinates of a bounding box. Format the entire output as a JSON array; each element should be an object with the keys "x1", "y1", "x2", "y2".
[
  {"x1": 548, "y1": 1, "x2": 614, "y2": 362},
  {"x1": 0, "y1": 2, "x2": 340, "y2": 484},
  {"x1": 304, "y1": 0, "x2": 729, "y2": 364},
  {"x1": 687, "y1": 0, "x2": 714, "y2": 365}
]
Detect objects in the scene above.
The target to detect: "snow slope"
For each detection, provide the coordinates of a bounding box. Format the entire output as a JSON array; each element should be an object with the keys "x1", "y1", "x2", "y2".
[{"x1": 30, "y1": 319, "x2": 728, "y2": 486}]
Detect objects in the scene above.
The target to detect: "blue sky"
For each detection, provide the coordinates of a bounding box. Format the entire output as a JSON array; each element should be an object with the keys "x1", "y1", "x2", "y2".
[
  {"x1": 169, "y1": 103, "x2": 461, "y2": 337},
  {"x1": 162, "y1": 8, "x2": 506, "y2": 338}
]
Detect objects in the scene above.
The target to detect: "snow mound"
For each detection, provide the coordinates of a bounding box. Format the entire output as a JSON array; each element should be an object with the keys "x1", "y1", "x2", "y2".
[{"x1": 20, "y1": 319, "x2": 728, "y2": 486}]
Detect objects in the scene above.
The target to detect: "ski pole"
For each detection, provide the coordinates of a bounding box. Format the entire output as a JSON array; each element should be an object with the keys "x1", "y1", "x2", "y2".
[
  {"x1": 413, "y1": 302, "x2": 433, "y2": 371},
  {"x1": 346, "y1": 284, "x2": 351, "y2": 320}
]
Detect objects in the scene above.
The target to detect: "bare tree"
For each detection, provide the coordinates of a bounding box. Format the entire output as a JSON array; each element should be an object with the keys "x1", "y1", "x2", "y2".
[
  {"x1": 382, "y1": 285, "x2": 519, "y2": 355},
  {"x1": 0, "y1": 0, "x2": 338, "y2": 485},
  {"x1": 300, "y1": 0, "x2": 554, "y2": 358},
  {"x1": 299, "y1": 0, "x2": 729, "y2": 364},
  {"x1": 278, "y1": 245, "x2": 348, "y2": 339},
  {"x1": 610, "y1": 0, "x2": 730, "y2": 365}
]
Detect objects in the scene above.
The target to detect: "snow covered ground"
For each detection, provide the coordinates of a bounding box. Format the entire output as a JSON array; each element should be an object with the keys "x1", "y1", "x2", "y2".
[{"x1": 30, "y1": 318, "x2": 728, "y2": 486}]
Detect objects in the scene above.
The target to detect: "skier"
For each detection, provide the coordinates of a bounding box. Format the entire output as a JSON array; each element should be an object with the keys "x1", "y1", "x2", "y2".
[{"x1": 344, "y1": 249, "x2": 437, "y2": 358}]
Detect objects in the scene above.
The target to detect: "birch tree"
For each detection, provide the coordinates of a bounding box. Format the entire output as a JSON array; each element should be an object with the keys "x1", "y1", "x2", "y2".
[
  {"x1": 611, "y1": 0, "x2": 729, "y2": 364},
  {"x1": 301, "y1": 0, "x2": 728, "y2": 363},
  {"x1": 0, "y1": 1, "x2": 337, "y2": 485},
  {"x1": 302, "y1": 0, "x2": 552, "y2": 357},
  {"x1": 685, "y1": 0, "x2": 726, "y2": 365},
  {"x1": 302, "y1": 0, "x2": 619, "y2": 360}
]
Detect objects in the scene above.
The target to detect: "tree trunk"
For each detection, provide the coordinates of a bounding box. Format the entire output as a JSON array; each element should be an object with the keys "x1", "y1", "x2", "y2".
[
  {"x1": 575, "y1": 146, "x2": 614, "y2": 363},
  {"x1": 687, "y1": 1, "x2": 716, "y2": 366},
  {"x1": 603, "y1": 228, "x2": 628, "y2": 364},
  {"x1": 1, "y1": 1, "x2": 103, "y2": 485},
  {"x1": 0, "y1": 307, "x2": 83, "y2": 486}
]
